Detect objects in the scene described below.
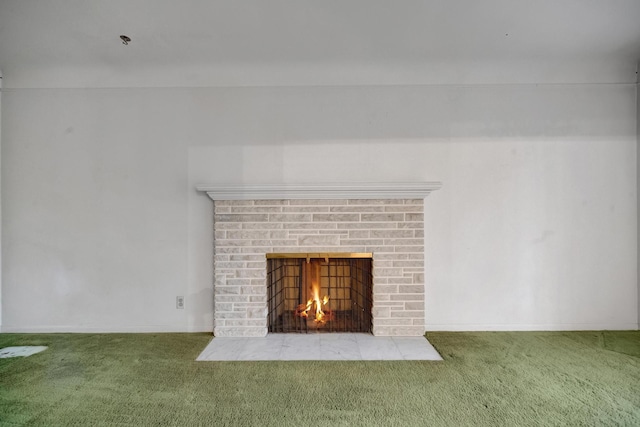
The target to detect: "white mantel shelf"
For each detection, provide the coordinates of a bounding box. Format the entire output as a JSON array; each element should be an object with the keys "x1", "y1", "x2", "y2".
[{"x1": 196, "y1": 182, "x2": 442, "y2": 200}]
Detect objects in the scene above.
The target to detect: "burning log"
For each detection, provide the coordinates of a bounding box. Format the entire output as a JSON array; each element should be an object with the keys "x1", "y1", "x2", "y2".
[{"x1": 294, "y1": 295, "x2": 331, "y2": 324}]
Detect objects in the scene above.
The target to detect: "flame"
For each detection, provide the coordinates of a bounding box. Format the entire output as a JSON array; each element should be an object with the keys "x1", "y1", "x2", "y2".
[
  {"x1": 295, "y1": 260, "x2": 331, "y2": 324},
  {"x1": 296, "y1": 288, "x2": 330, "y2": 323}
]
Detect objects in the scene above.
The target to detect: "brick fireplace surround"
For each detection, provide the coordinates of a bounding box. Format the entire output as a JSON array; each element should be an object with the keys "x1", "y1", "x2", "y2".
[{"x1": 197, "y1": 183, "x2": 441, "y2": 337}]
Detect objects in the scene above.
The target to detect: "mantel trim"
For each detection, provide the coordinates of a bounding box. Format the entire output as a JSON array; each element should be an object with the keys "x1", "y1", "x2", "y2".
[{"x1": 196, "y1": 182, "x2": 442, "y2": 200}]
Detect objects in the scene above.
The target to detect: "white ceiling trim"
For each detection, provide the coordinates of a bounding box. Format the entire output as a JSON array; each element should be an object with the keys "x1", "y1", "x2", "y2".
[{"x1": 196, "y1": 182, "x2": 442, "y2": 200}]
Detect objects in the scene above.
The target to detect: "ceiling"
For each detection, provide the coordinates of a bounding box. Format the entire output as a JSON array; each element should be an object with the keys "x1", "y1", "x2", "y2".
[{"x1": 1, "y1": 0, "x2": 639, "y2": 88}]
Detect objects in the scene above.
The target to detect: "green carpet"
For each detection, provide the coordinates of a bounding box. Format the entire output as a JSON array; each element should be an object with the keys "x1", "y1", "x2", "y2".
[{"x1": 1, "y1": 331, "x2": 639, "y2": 426}]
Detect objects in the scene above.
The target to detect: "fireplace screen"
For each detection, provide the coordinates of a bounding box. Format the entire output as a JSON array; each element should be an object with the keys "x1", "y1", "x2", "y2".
[{"x1": 267, "y1": 254, "x2": 373, "y2": 333}]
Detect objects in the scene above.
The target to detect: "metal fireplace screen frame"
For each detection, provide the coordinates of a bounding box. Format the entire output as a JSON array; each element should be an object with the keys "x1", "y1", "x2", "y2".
[{"x1": 266, "y1": 253, "x2": 373, "y2": 333}]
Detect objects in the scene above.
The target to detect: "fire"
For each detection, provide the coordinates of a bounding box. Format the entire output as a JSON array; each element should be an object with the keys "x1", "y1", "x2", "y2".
[
  {"x1": 296, "y1": 291, "x2": 330, "y2": 324},
  {"x1": 295, "y1": 259, "x2": 331, "y2": 324}
]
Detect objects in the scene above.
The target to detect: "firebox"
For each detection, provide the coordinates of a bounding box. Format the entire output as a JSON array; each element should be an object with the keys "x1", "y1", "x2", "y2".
[{"x1": 266, "y1": 253, "x2": 373, "y2": 333}]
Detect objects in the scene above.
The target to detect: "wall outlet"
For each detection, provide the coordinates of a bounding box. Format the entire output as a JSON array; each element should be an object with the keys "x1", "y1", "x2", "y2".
[{"x1": 176, "y1": 296, "x2": 185, "y2": 309}]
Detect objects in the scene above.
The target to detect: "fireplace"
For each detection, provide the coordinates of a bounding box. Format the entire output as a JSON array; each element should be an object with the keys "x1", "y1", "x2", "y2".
[
  {"x1": 196, "y1": 182, "x2": 442, "y2": 337},
  {"x1": 266, "y1": 253, "x2": 373, "y2": 333}
]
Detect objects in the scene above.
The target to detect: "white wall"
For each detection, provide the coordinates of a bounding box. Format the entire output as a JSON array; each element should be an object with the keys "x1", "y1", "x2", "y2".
[
  {"x1": 2, "y1": 89, "x2": 190, "y2": 331},
  {"x1": 1, "y1": 83, "x2": 638, "y2": 332},
  {"x1": 0, "y1": 71, "x2": 2, "y2": 330}
]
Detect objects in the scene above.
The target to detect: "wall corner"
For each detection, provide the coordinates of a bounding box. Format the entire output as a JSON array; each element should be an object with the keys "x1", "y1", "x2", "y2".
[
  {"x1": 636, "y1": 61, "x2": 639, "y2": 329},
  {"x1": 0, "y1": 69, "x2": 3, "y2": 331}
]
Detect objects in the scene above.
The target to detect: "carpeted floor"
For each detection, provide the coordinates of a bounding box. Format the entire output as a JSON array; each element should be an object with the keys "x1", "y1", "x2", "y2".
[{"x1": 0, "y1": 331, "x2": 639, "y2": 426}]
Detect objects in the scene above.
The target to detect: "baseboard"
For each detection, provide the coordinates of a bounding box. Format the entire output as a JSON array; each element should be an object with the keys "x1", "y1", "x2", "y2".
[
  {"x1": 0, "y1": 324, "x2": 214, "y2": 333},
  {"x1": 3, "y1": 322, "x2": 637, "y2": 333},
  {"x1": 424, "y1": 322, "x2": 639, "y2": 331}
]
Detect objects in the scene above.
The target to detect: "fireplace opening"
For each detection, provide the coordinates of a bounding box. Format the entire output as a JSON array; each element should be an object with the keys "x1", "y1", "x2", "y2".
[{"x1": 266, "y1": 253, "x2": 373, "y2": 333}]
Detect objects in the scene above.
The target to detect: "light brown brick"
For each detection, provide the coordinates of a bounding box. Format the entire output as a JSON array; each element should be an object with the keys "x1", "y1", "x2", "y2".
[
  {"x1": 374, "y1": 268, "x2": 403, "y2": 277},
  {"x1": 215, "y1": 222, "x2": 242, "y2": 230},
  {"x1": 226, "y1": 230, "x2": 271, "y2": 240},
  {"x1": 255, "y1": 200, "x2": 289, "y2": 206},
  {"x1": 390, "y1": 294, "x2": 424, "y2": 301},
  {"x1": 339, "y1": 239, "x2": 384, "y2": 246},
  {"x1": 371, "y1": 230, "x2": 415, "y2": 238},
  {"x1": 285, "y1": 222, "x2": 337, "y2": 229},
  {"x1": 392, "y1": 260, "x2": 424, "y2": 267},
  {"x1": 330, "y1": 206, "x2": 384, "y2": 212},
  {"x1": 398, "y1": 285, "x2": 425, "y2": 294},
  {"x1": 349, "y1": 230, "x2": 370, "y2": 238},
  {"x1": 372, "y1": 307, "x2": 390, "y2": 318},
  {"x1": 347, "y1": 199, "x2": 400, "y2": 205},
  {"x1": 389, "y1": 310, "x2": 424, "y2": 318},
  {"x1": 231, "y1": 206, "x2": 282, "y2": 213},
  {"x1": 336, "y1": 222, "x2": 395, "y2": 229},
  {"x1": 298, "y1": 235, "x2": 340, "y2": 246},
  {"x1": 269, "y1": 214, "x2": 312, "y2": 222},
  {"x1": 312, "y1": 214, "x2": 360, "y2": 222},
  {"x1": 361, "y1": 213, "x2": 404, "y2": 222},
  {"x1": 373, "y1": 284, "x2": 398, "y2": 293},
  {"x1": 282, "y1": 206, "x2": 330, "y2": 212},
  {"x1": 383, "y1": 206, "x2": 423, "y2": 212},
  {"x1": 241, "y1": 223, "x2": 284, "y2": 230},
  {"x1": 394, "y1": 246, "x2": 424, "y2": 253},
  {"x1": 373, "y1": 319, "x2": 413, "y2": 326},
  {"x1": 289, "y1": 199, "x2": 347, "y2": 205},
  {"x1": 216, "y1": 214, "x2": 269, "y2": 223}
]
